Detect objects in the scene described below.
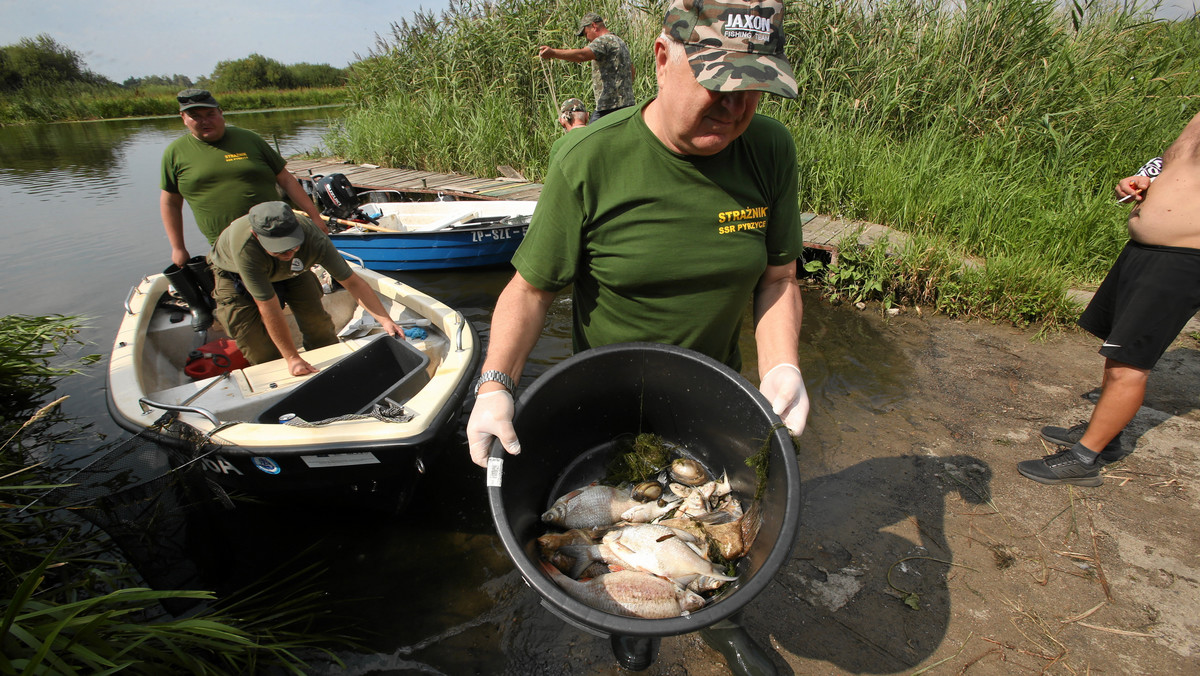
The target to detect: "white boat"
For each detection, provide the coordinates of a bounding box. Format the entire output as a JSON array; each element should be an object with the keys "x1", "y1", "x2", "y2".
[{"x1": 106, "y1": 262, "x2": 480, "y2": 504}]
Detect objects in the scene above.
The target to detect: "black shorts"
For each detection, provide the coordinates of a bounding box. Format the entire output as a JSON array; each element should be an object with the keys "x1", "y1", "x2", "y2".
[{"x1": 1078, "y1": 240, "x2": 1200, "y2": 370}]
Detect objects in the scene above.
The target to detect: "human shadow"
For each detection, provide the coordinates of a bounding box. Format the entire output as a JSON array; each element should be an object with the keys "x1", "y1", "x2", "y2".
[{"x1": 750, "y1": 454, "x2": 993, "y2": 673}]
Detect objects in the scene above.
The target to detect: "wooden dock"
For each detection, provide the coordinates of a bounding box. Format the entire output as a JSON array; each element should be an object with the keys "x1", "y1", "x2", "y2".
[
  {"x1": 286, "y1": 158, "x2": 904, "y2": 258},
  {"x1": 286, "y1": 158, "x2": 543, "y2": 202}
]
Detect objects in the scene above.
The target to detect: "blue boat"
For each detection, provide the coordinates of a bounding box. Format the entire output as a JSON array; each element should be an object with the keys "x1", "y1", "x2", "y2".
[{"x1": 327, "y1": 200, "x2": 537, "y2": 272}]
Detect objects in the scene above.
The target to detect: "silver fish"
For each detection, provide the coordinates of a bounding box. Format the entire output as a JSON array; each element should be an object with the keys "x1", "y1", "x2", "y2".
[
  {"x1": 542, "y1": 484, "x2": 673, "y2": 529},
  {"x1": 542, "y1": 485, "x2": 640, "y2": 529},
  {"x1": 564, "y1": 524, "x2": 738, "y2": 592},
  {"x1": 541, "y1": 562, "x2": 706, "y2": 619},
  {"x1": 669, "y1": 481, "x2": 719, "y2": 518}
]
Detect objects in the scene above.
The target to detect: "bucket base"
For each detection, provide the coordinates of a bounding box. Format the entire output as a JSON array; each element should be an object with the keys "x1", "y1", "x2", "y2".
[{"x1": 611, "y1": 634, "x2": 660, "y2": 671}]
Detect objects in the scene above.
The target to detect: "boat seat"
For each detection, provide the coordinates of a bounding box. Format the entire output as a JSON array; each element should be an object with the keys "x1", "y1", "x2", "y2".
[
  {"x1": 237, "y1": 338, "x2": 368, "y2": 397},
  {"x1": 255, "y1": 334, "x2": 431, "y2": 424},
  {"x1": 377, "y1": 208, "x2": 480, "y2": 233}
]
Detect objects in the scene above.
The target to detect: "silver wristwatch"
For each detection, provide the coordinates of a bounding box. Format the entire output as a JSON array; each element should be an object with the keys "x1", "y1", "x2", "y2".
[{"x1": 474, "y1": 369, "x2": 516, "y2": 395}]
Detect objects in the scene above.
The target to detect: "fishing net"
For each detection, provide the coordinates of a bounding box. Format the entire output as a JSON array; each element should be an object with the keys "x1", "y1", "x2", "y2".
[{"x1": 30, "y1": 416, "x2": 235, "y2": 613}]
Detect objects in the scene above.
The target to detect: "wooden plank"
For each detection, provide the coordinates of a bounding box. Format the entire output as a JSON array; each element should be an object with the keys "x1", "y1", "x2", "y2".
[{"x1": 497, "y1": 165, "x2": 527, "y2": 180}]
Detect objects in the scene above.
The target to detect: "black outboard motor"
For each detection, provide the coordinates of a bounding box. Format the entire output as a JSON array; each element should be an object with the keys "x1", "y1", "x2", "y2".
[
  {"x1": 311, "y1": 173, "x2": 380, "y2": 233},
  {"x1": 313, "y1": 173, "x2": 361, "y2": 220}
]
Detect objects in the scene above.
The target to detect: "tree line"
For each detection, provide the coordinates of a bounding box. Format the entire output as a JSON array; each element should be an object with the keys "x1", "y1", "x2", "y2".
[{"x1": 0, "y1": 33, "x2": 347, "y2": 93}]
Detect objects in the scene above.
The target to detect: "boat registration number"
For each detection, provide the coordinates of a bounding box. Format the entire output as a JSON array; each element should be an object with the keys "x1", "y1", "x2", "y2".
[
  {"x1": 471, "y1": 226, "x2": 528, "y2": 243},
  {"x1": 301, "y1": 452, "x2": 381, "y2": 468}
]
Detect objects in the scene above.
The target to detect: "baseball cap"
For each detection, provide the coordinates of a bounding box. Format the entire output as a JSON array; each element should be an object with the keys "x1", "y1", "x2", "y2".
[
  {"x1": 559, "y1": 98, "x2": 588, "y2": 117},
  {"x1": 578, "y1": 12, "x2": 603, "y2": 36},
  {"x1": 662, "y1": 0, "x2": 797, "y2": 99},
  {"x1": 177, "y1": 88, "x2": 220, "y2": 111},
  {"x1": 249, "y1": 202, "x2": 306, "y2": 253}
]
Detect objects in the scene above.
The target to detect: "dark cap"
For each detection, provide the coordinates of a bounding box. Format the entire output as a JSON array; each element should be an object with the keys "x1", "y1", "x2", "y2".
[
  {"x1": 577, "y1": 12, "x2": 603, "y2": 36},
  {"x1": 177, "y1": 88, "x2": 220, "y2": 111},
  {"x1": 662, "y1": 0, "x2": 797, "y2": 99},
  {"x1": 248, "y1": 202, "x2": 306, "y2": 253}
]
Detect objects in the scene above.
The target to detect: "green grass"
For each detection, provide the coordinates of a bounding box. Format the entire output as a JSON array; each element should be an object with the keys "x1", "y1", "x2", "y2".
[
  {"x1": 0, "y1": 85, "x2": 347, "y2": 125},
  {"x1": 1, "y1": 314, "x2": 358, "y2": 674},
  {"x1": 330, "y1": 0, "x2": 1199, "y2": 326}
]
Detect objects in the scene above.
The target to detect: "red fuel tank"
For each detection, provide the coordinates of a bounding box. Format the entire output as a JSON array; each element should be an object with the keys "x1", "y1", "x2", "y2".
[{"x1": 185, "y1": 338, "x2": 251, "y2": 380}]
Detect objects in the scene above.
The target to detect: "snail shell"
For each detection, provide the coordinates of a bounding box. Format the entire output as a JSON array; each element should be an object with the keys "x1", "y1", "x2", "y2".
[
  {"x1": 669, "y1": 458, "x2": 709, "y2": 487},
  {"x1": 631, "y1": 481, "x2": 663, "y2": 502}
]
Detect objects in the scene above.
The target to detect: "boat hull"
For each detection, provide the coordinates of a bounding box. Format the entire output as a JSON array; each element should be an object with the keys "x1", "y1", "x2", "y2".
[
  {"x1": 330, "y1": 222, "x2": 528, "y2": 271},
  {"x1": 329, "y1": 199, "x2": 536, "y2": 271},
  {"x1": 105, "y1": 264, "x2": 480, "y2": 503}
]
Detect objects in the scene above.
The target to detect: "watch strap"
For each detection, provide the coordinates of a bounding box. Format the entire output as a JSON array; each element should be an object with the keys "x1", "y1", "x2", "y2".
[{"x1": 475, "y1": 369, "x2": 516, "y2": 395}]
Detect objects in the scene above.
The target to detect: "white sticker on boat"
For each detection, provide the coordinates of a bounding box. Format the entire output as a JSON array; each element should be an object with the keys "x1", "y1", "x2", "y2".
[
  {"x1": 486, "y1": 456, "x2": 503, "y2": 487},
  {"x1": 301, "y1": 452, "x2": 381, "y2": 468}
]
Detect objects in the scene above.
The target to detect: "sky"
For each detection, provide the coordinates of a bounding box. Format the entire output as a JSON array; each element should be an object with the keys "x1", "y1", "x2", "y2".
[
  {"x1": 1, "y1": 0, "x2": 1196, "y2": 84},
  {"x1": 0, "y1": 0, "x2": 453, "y2": 83}
]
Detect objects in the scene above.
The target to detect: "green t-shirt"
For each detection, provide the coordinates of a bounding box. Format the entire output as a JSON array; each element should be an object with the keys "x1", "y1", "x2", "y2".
[
  {"x1": 209, "y1": 214, "x2": 353, "y2": 302},
  {"x1": 160, "y1": 126, "x2": 287, "y2": 244},
  {"x1": 514, "y1": 101, "x2": 802, "y2": 369}
]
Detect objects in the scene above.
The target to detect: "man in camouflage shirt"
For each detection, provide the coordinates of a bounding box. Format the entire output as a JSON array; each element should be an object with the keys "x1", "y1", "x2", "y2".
[{"x1": 539, "y1": 12, "x2": 635, "y2": 121}]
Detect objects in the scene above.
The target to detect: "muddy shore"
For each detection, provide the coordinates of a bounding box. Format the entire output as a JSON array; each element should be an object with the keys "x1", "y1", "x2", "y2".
[{"x1": 484, "y1": 298, "x2": 1200, "y2": 675}]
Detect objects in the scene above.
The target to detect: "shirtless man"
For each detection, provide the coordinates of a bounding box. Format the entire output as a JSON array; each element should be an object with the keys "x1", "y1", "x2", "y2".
[{"x1": 1018, "y1": 109, "x2": 1200, "y2": 486}]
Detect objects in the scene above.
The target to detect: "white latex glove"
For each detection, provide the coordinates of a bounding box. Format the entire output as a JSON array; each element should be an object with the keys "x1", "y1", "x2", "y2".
[
  {"x1": 467, "y1": 390, "x2": 521, "y2": 467},
  {"x1": 759, "y1": 363, "x2": 810, "y2": 436}
]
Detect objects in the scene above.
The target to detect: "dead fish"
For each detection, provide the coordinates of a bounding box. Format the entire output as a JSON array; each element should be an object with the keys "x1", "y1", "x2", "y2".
[
  {"x1": 669, "y1": 481, "x2": 719, "y2": 518},
  {"x1": 540, "y1": 562, "x2": 706, "y2": 619},
  {"x1": 564, "y1": 524, "x2": 738, "y2": 592},
  {"x1": 620, "y1": 499, "x2": 675, "y2": 524},
  {"x1": 659, "y1": 501, "x2": 762, "y2": 561},
  {"x1": 668, "y1": 458, "x2": 709, "y2": 486},
  {"x1": 538, "y1": 529, "x2": 608, "y2": 578},
  {"x1": 542, "y1": 485, "x2": 640, "y2": 529}
]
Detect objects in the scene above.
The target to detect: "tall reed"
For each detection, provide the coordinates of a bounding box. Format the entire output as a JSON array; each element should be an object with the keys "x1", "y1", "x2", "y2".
[{"x1": 336, "y1": 0, "x2": 1198, "y2": 322}]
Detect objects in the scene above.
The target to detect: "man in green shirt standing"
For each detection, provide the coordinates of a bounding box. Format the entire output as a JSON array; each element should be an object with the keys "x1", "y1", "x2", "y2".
[
  {"x1": 160, "y1": 88, "x2": 327, "y2": 268},
  {"x1": 471, "y1": 2, "x2": 807, "y2": 672},
  {"x1": 208, "y1": 202, "x2": 401, "y2": 376}
]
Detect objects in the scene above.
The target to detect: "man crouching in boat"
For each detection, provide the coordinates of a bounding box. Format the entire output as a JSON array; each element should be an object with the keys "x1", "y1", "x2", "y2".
[{"x1": 209, "y1": 201, "x2": 402, "y2": 376}]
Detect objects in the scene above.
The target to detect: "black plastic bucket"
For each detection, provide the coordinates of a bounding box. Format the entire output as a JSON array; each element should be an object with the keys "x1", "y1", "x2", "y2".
[{"x1": 486, "y1": 342, "x2": 801, "y2": 644}]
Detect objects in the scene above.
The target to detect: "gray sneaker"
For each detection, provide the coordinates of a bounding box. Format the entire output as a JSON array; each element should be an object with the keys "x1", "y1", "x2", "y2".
[
  {"x1": 1039, "y1": 422, "x2": 1130, "y2": 466},
  {"x1": 1017, "y1": 446, "x2": 1103, "y2": 487}
]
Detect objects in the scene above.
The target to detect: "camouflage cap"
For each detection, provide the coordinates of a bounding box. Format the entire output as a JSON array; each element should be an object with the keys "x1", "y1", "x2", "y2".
[
  {"x1": 662, "y1": 0, "x2": 797, "y2": 99},
  {"x1": 578, "y1": 12, "x2": 603, "y2": 36},
  {"x1": 559, "y1": 98, "x2": 588, "y2": 117}
]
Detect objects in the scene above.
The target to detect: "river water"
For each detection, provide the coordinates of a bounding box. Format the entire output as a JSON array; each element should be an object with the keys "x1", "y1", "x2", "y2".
[{"x1": 0, "y1": 108, "x2": 897, "y2": 673}]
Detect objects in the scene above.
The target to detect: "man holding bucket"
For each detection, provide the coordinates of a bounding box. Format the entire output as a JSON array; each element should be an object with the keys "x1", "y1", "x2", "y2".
[{"x1": 470, "y1": 1, "x2": 807, "y2": 672}]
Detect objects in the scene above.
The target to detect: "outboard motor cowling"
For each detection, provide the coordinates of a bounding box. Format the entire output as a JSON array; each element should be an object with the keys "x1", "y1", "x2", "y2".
[{"x1": 313, "y1": 173, "x2": 360, "y2": 220}]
